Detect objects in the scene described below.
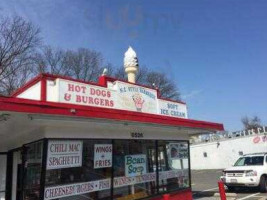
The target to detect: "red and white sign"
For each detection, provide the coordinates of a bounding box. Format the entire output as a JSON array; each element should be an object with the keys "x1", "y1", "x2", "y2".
[
  {"x1": 55, "y1": 79, "x2": 188, "y2": 119},
  {"x1": 94, "y1": 144, "x2": 112, "y2": 169},
  {"x1": 59, "y1": 80, "x2": 115, "y2": 109},
  {"x1": 44, "y1": 178, "x2": 111, "y2": 200},
  {"x1": 47, "y1": 140, "x2": 83, "y2": 170}
]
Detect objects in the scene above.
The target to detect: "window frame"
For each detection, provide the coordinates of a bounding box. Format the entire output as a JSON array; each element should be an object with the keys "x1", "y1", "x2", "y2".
[
  {"x1": 15, "y1": 138, "x2": 191, "y2": 200},
  {"x1": 0, "y1": 152, "x2": 7, "y2": 199}
]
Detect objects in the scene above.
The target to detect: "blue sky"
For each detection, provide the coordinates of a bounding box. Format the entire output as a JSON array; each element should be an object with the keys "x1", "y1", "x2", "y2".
[{"x1": 1, "y1": 0, "x2": 267, "y2": 131}]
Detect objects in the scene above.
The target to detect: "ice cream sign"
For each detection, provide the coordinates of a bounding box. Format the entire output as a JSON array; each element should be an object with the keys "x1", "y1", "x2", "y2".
[
  {"x1": 115, "y1": 81, "x2": 157, "y2": 114},
  {"x1": 55, "y1": 78, "x2": 187, "y2": 119},
  {"x1": 158, "y1": 99, "x2": 188, "y2": 118}
]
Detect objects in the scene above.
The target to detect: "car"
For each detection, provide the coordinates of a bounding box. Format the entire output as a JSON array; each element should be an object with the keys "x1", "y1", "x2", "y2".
[{"x1": 220, "y1": 153, "x2": 267, "y2": 193}]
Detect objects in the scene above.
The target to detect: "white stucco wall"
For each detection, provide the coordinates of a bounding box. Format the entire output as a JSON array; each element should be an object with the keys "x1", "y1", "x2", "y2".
[
  {"x1": 46, "y1": 79, "x2": 59, "y2": 102},
  {"x1": 190, "y1": 134, "x2": 267, "y2": 170}
]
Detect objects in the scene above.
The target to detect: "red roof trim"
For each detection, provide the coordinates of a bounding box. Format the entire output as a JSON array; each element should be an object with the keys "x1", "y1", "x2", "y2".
[
  {"x1": 42, "y1": 73, "x2": 107, "y2": 88},
  {"x1": 11, "y1": 73, "x2": 186, "y2": 105},
  {"x1": 0, "y1": 97, "x2": 224, "y2": 131},
  {"x1": 11, "y1": 74, "x2": 43, "y2": 97}
]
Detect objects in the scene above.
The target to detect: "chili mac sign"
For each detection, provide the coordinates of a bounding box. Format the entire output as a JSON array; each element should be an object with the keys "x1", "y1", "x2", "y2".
[{"x1": 47, "y1": 140, "x2": 83, "y2": 170}]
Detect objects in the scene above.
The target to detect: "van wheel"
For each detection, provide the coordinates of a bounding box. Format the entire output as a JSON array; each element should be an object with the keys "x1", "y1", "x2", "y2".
[
  {"x1": 259, "y1": 175, "x2": 267, "y2": 193},
  {"x1": 227, "y1": 186, "x2": 235, "y2": 192}
]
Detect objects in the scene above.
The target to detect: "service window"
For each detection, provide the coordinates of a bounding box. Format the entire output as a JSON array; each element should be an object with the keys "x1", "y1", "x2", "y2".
[
  {"x1": 113, "y1": 140, "x2": 157, "y2": 200},
  {"x1": 44, "y1": 140, "x2": 112, "y2": 200},
  {"x1": 157, "y1": 141, "x2": 189, "y2": 193}
]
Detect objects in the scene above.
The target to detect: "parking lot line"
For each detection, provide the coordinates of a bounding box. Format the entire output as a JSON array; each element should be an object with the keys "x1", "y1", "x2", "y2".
[
  {"x1": 193, "y1": 187, "x2": 218, "y2": 195},
  {"x1": 201, "y1": 187, "x2": 218, "y2": 192},
  {"x1": 237, "y1": 193, "x2": 260, "y2": 200}
]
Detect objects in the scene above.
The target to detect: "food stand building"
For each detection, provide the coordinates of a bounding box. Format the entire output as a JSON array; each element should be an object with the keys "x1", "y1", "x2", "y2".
[{"x1": 0, "y1": 48, "x2": 224, "y2": 200}]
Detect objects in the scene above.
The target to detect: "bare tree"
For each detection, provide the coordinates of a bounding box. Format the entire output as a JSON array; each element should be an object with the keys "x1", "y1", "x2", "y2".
[
  {"x1": 65, "y1": 48, "x2": 103, "y2": 82},
  {"x1": 0, "y1": 16, "x2": 41, "y2": 95},
  {"x1": 113, "y1": 66, "x2": 180, "y2": 100},
  {"x1": 35, "y1": 47, "x2": 104, "y2": 82},
  {"x1": 241, "y1": 116, "x2": 261, "y2": 130},
  {"x1": 146, "y1": 71, "x2": 180, "y2": 100},
  {"x1": 34, "y1": 46, "x2": 70, "y2": 76}
]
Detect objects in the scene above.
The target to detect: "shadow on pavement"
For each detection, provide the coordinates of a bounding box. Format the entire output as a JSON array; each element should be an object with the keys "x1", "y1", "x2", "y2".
[
  {"x1": 227, "y1": 187, "x2": 259, "y2": 193},
  {"x1": 193, "y1": 191, "x2": 217, "y2": 199}
]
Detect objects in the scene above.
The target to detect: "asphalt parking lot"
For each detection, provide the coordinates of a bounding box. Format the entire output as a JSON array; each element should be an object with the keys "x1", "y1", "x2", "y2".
[{"x1": 191, "y1": 169, "x2": 267, "y2": 200}]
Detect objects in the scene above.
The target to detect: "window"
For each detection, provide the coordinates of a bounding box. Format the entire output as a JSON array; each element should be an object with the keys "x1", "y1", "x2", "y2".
[
  {"x1": 43, "y1": 139, "x2": 190, "y2": 200},
  {"x1": 45, "y1": 140, "x2": 112, "y2": 200},
  {"x1": 157, "y1": 141, "x2": 189, "y2": 193},
  {"x1": 113, "y1": 140, "x2": 157, "y2": 200},
  {"x1": 23, "y1": 141, "x2": 43, "y2": 200}
]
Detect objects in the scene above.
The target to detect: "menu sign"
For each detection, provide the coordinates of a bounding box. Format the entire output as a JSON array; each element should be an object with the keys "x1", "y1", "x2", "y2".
[
  {"x1": 94, "y1": 144, "x2": 112, "y2": 169},
  {"x1": 59, "y1": 80, "x2": 115, "y2": 109},
  {"x1": 125, "y1": 154, "x2": 147, "y2": 177},
  {"x1": 168, "y1": 143, "x2": 188, "y2": 160},
  {"x1": 44, "y1": 170, "x2": 187, "y2": 199},
  {"x1": 47, "y1": 140, "x2": 83, "y2": 170},
  {"x1": 56, "y1": 79, "x2": 188, "y2": 119},
  {"x1": 44, "y1": 179, "x2": 110, "y2": 200}
]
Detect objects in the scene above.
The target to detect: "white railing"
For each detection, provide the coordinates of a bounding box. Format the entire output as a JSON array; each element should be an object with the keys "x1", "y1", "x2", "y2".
[{"x1": 190, "y1": 126, "x2": 267, "y2": 144}]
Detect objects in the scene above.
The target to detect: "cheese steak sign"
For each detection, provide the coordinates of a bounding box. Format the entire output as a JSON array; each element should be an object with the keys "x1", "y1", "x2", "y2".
[
  {"x1": 47, "y1": 140, "x2": 83, "y2": 170},
  {"x1": 56, "y1": 78, "x2": 188, "y2": 119}
]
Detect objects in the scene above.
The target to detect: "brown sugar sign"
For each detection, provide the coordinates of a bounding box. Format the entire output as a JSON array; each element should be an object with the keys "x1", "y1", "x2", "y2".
[{"x1": 47, "y1": 140, "x2": 83, "y2": 170}]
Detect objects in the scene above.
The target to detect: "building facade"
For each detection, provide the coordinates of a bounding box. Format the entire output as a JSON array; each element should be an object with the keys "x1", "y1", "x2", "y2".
[{"x1": 0, "y1": 48, "x2": 224, "y2": 200}]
